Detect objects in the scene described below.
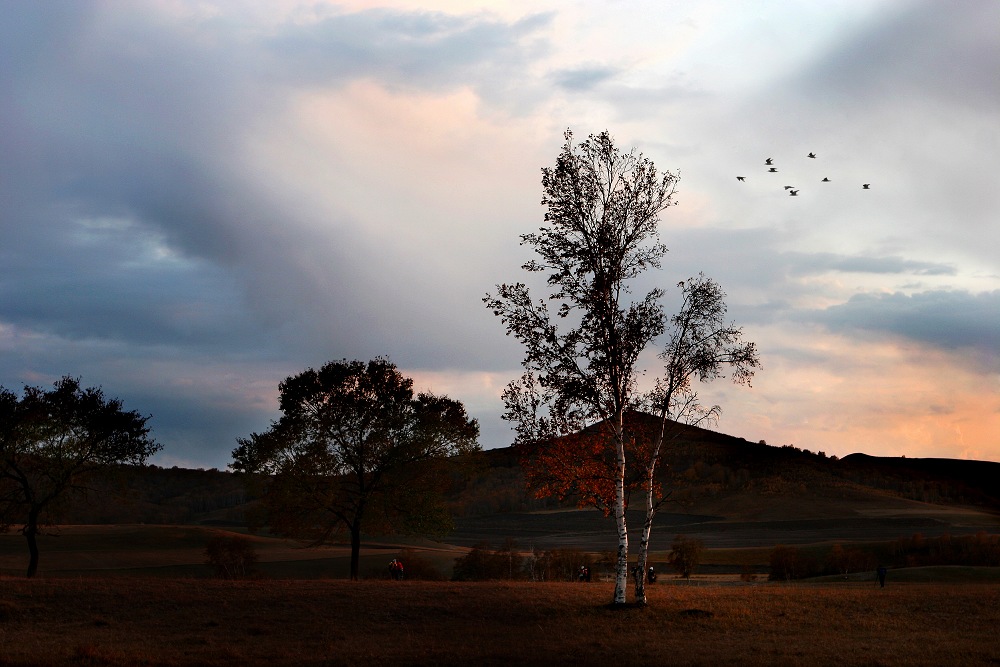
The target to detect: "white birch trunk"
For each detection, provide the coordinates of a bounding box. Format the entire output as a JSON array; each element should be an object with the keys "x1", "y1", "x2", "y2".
[
  {"x1": 636, "y1": 425, "x2": 667, "y2": 605},
  {"x1": 635, "y1": 482, "x2": 655, "y2": 605},
  {"x1": 612, "y1": 423, "x2": 629, "y2": 605}
]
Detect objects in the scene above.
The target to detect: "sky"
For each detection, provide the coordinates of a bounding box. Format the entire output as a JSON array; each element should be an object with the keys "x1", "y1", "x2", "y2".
[{"x1": 1, "y1": 0, "x2": 998, "y2": 469}]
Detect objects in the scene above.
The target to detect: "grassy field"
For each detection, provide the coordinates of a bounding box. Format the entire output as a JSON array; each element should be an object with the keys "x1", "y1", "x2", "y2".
[
  {"x1": 0, "y1": 577, "x2": 997, "y2": 666},
  {"x1": 0, "y1": 526, "x2": 466, "y2": 580}
]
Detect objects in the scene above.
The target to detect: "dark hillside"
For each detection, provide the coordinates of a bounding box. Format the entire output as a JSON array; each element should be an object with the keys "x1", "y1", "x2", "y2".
[
  {"x1": 19, "y1": 420, "x2": 999, "y2": 534},
  {"x1": 840, "y1": 453, "x2": 1000, "y2": 507},
  {"x1": 449, "y1": 416, "x2": 1000, "y2": 521},
  {"x1": 51, "y1": 465, "x2": 253, "y2": 526},
  {"x1": 444, "y1": 421, "x2": 1000, "y2": 552}
]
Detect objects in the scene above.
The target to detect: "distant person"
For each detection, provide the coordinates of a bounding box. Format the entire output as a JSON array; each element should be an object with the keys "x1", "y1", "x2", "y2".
[
  {"x1": 647, "y1": 566, "x2": 656, "y2": 584},
  {"x1": 876, "y1": 565, "x2": 887, "y2": 588},
  {"x1": 389, "y1": 558, "x2": 404, "y2": 580}
]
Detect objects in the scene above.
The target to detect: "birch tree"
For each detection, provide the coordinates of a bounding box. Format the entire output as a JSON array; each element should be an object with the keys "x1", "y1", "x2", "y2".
[
  {"x1": 632, "y1": 274, "x2": 759, "y2": 603},
  {"x1": 485, "y1": 129, "x2": 677, "y2": 605}
]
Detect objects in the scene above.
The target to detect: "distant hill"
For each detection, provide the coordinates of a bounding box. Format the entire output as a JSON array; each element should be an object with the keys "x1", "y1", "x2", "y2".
[
  {"x1": 448, "y1": 417, "x2": 1000, "y2": 522},
  {"x1": 29, "y1": 420, "x2": 1000, "y2": 533}
]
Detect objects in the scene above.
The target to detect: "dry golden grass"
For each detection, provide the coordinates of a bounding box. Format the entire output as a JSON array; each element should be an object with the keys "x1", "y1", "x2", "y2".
[{"x1": 0, "y1": 578, "x2": 997, "y2": 666}]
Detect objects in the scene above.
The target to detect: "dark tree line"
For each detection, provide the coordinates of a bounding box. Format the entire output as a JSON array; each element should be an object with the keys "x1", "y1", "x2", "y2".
[{"x1": 769, "y1": 532, "x2": 1000, "y2": 581}]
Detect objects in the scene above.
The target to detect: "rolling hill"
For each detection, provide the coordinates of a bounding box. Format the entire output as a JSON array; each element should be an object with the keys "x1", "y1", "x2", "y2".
[{"x1": 3, "y1": 419, "x2": 997, "y2": 574}]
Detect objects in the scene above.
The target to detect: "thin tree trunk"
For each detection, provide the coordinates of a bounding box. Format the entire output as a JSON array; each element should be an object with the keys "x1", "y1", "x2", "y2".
[
  {"x1": 635, "y1": 483, "x2": 655, "y2": 605},
  {"x1": 24, "y1": 507, "x2": 40, "y2": 579},
  {"x1": 635, "y1": 418, "x2": 669, "y2": 604},
  {"x1": 349, "y1": 521, "x2": 361, "y2": 581}
]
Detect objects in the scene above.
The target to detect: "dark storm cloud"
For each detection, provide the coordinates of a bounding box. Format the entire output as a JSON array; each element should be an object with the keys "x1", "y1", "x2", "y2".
[
  {"x1": 814, "y1": 289, "x2": 1000, "y2": 354},
  {"x1": 0, "y1": 2, "x2": 549, "y2": 353},
  {"x1": 0, "y1": 3, "x2": 552, "y2": 465}
]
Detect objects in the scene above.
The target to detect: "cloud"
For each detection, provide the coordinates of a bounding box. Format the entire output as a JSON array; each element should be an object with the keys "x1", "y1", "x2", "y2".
[
  {"x1": 267, "y1": 8, "x2": 552, "y2": 93},
  {"x1": 814, "y1": 289, "x2": 1000, "y2": 362},
  {"x1": 783, "y1": 253, "x2": 955, "y2": 277},
  {"x1": 551, "y1": 65, "x2": 620, "y2": 91},
  {"x1": 800, "y1": 1, "x2": 1000, "y2": 114}
]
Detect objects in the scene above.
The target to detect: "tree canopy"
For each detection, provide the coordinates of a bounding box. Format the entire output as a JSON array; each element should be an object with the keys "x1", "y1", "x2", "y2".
[
  {"x1": 0, "y1": 376, "x2": 159, "y2": 577},
  {"x1": 231, "y1": 357, "x2": 480, "y2": 580}
]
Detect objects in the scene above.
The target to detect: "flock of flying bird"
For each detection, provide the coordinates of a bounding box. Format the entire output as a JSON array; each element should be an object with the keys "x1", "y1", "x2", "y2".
[{"x1": 737, "y1": 153, "x2": 870, "y2": 196}]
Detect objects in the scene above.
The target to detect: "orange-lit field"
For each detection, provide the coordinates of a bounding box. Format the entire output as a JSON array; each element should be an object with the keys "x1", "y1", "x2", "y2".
[{"x1": 0, "y1": 578, "x2": 997, "y2": 666}]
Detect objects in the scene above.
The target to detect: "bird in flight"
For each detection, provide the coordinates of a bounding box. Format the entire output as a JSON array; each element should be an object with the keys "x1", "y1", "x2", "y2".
[
  {"x1": 765, "y1": 158, "x2": 773, "y2": 165},
  {"x1": 862, "y1": 183, "x2": 870, "y2": 189},
  {"x1": 784, "y1": 185, "x2": 794, "y2": 190},
  {"x1": 768, "y1": 167, "x2": 778, "y2": 172},
  {"x1": 737, "y1": 176, "x2": 745, "y2": 181},
  {"x1": 807, "y1": 152, "x2": 817, "y2": 158},
  {"x1": 821, "y1": 177, "x2": 830, "y2": 182},
  {"x1": 789, "y1": 190, "x2": 799, "y2": 196}
]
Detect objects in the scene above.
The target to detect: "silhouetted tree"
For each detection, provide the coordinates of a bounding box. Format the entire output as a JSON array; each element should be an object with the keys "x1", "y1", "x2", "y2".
[
  {"x1": 485, "y1": 129, "x2": 757, "y2": 605},
  {"x1": 231, "y1": 358, "x2": 479, "y2": 580},
  {"x1": 0, "y1": 376, "x2": 159, "y2": 577}
]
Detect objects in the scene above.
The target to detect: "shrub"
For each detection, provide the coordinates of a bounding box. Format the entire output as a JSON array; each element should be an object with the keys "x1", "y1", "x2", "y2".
[
  {"x1": 769, "y1": 544, "x2": 821, "y2": 581},
  {"x1": 668, "y1": 535, "x2": 704, "y2": 579},
  {"x1": 204, "y1": 535, "x2": 259, "y2": 579},
  {"x1": 527, "y1": 547, "x2": 594, "y2": 582},
  {"x1": 452, "y1": 539, "x2": 525, "y2": 581}
]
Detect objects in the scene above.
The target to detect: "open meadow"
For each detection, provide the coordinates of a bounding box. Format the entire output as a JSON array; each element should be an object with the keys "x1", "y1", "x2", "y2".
[
  {"x1": 0, "y1": 455, "x2": 997, "y2": 665},
  {"x1": 0, "y1": 577, "x2": 998, "y2": 666}
]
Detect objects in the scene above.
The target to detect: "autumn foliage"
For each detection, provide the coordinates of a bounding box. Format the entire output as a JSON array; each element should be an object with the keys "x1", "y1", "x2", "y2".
[{"x1": 517, "y1": 411, "x2": 667, "y2": 514}]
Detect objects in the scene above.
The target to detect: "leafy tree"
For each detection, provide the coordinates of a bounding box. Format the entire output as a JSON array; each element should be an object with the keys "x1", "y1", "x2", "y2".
[
  {"x1": 485, "y1": 129, "x2": 757, "y2": 605},
  {"x1": 668, "y1": 534, "x2": 704, "y2": 579},
  {"x1": 230, "y1": 358, "x2": 480, "y2": 580},
  {"x1": 0, "y1": 376, "x2": 159, "y2": 577}
]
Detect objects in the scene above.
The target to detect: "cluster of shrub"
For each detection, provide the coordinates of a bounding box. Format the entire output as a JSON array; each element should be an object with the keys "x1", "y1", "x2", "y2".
[
  {"x1": 769, "y1": 531, "x2": 1000, "y2": 581},
  {"x1": 205, "y1": 530, "x2": 999, "y2": 582},
  {"x1": 449, "y1": 534, "x2": 709, "y2": 582},
  {"x1": 451, "y1": 540, "x2": 601, "y2": 582},
  {"x1": 890, "y1": 531, "x2": 1000, "y2": 568},
  {"x1": 204, "y1": 535, "x2": 259, "y2": 580}
]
